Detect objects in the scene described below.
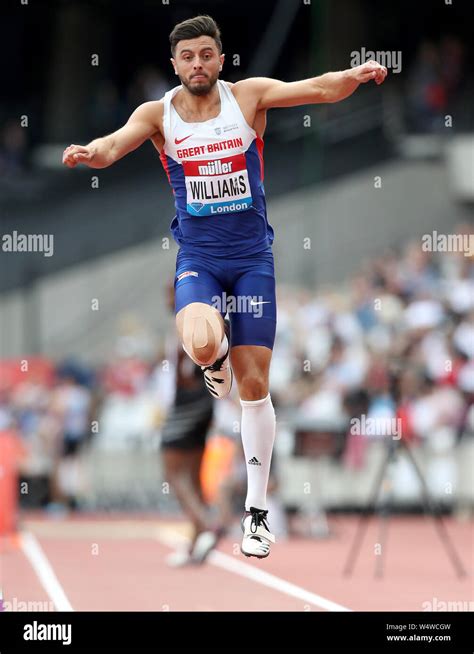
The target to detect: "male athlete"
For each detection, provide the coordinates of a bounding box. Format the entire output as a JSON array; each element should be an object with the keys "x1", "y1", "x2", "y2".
[{"x1": 63, "y1": 15, "x2": 387, "y2": 559}]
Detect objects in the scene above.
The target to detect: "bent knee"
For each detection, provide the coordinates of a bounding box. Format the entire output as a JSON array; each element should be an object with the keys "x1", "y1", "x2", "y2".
[{"x1": 176, "y1": 302, "x2": 224, "y2": 366}]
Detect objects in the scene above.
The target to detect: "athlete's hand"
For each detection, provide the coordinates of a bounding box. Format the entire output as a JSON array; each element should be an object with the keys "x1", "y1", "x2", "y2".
[
  {"x1": 351, "y1": 60, "x2": 388, "y2": 85},
  {"x1": 62, "y1": 144, "x2": 96, "y2": 168}
]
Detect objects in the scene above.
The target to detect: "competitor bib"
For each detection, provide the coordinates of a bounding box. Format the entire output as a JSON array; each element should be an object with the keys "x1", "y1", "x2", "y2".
[{"x1": 182, "y1": 153, "x2": 253, "y2": 216}]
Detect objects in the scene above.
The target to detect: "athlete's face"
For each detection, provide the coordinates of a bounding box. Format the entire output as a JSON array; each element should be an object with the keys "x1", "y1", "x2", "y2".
[{"x1": 171, "y1": 37, "x2": 224, "y2": 96}]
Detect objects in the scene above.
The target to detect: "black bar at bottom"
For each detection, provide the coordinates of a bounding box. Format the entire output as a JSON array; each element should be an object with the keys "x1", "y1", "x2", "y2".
[{"x1": 0, "y1": 611, "x2": 472, "y2": 652}]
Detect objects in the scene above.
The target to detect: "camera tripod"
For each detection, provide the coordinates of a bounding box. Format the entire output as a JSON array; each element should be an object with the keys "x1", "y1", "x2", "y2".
[{"x1": 343, "y1": 435, "x2": 467, "y2": 578}]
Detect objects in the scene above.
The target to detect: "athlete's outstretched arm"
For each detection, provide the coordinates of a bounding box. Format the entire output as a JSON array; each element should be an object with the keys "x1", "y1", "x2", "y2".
[
  {"x1": 62, "y1": 101, "x2": 162, "y2": 169},
  {"x1": 239, "y1": 60, "x2": 387, "y2": 110}
]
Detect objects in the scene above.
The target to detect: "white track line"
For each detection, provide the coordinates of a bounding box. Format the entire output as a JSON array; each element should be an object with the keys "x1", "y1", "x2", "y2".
[
  {"x1": 154, "y1": 527, "x2": 351, "y2": 612},
  {"x1": 19, "y1": 532, "x2": 73, "y2": 612},
  {"x1": 208, "y1": 550, "x2": 351, "y2": 612}
]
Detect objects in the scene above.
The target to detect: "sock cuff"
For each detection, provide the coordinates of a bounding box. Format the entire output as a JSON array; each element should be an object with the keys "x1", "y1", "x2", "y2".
[{"x1": 240, "y1": 392, "x2": 271, "y2": 408}]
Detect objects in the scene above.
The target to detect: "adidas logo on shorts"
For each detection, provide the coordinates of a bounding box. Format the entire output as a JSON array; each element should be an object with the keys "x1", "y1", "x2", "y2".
[{"x1": 248, "y1": 457, "x2": 261, "y2": 466}]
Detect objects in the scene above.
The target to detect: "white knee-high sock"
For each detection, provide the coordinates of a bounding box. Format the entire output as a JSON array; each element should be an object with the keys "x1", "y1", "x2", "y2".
[{"x1": 239, "y1": 393, "x2": 276, "y2": 511}]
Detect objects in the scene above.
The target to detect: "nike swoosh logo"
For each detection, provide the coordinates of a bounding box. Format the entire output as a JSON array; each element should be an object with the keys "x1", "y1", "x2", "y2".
[
  {"x1": 175, "y1": 134, "x2": 193, "y2": 145},
  {"x1": 250, "y1": 300, "x2": 271, "y2": 306}
]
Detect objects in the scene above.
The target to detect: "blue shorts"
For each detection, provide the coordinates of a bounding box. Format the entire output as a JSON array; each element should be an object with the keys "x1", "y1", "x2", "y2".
[{"x1": 174, "y1": 247, "x2": 277, "y2": 350}]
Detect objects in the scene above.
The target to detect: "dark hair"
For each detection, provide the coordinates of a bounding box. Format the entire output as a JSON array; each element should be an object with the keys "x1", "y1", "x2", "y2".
[{"x1": 170, "y1": 15, "x2": 222, "y2": 57}]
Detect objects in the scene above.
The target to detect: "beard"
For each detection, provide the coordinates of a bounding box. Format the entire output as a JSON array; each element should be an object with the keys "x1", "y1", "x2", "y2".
[{"x1": 180, "y1": 71, "x2": 218, "y2": 96}]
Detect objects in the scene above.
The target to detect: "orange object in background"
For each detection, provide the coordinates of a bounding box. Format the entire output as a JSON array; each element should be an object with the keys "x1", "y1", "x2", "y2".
[
  {"x1": 200, "y1": 435, "x2": 236, "y2": 504},
  {"x1": 0, "y1": 357, "x2": 55, "y2": 391},
  {"x1": 0, "y1": 429, "x2": 26, "y2": 537}
]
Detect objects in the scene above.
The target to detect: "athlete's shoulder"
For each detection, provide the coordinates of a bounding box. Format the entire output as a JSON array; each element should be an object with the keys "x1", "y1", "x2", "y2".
[
  {"x1": 127, "y1": 100, "x2": 165, "y2": 140},
  {"x1": 131, "y1": 99, "x2": 165, "y2": 127},
  {"x1": 229, "y1": 78, "x2": 273, "y2": 91},
  {"x1": 139, "y1": 99, "x2": 165, "y2": 111},
  {"x1": 221, "y1": 78, "x2": 269, "y2": 90},
  {"x1": 130, "y1": 99, "x2": 164, "y2": 119},
  {"x1": 226, "y1": 77, "x2": 274, "y2": 101}
]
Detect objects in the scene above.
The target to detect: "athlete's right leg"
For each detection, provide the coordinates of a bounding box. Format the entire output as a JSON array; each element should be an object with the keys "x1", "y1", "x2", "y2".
[{"x1": 174, "y1": 252, "x2": 232, "y2": 398}]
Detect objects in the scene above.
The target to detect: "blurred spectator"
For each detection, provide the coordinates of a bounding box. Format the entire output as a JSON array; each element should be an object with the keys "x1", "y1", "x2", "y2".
[
  {"x1": 407, "y1": 41, "x2": 447, "y2": 132},
  {"x1": 89, "y1": 79, "x2": 126, "y2": 135},
  {"x1": 439, "y1": 36, "x2": 466, "y2": 104},
  {"x1": 47, "y1": 368, "x2": 93, "y2": 511},
  {"x1": 406, "y1": 36, "x2": 467, "y2": 133},
  {"x1": 0, "y1": 120, "x2": 28, "y2": 176},
  {"x1": 127, "y1": 65, "x2": 170, "y2": 111},
  {"x1": 157, "y1": 281, "x2": 218, "y2": 566}
]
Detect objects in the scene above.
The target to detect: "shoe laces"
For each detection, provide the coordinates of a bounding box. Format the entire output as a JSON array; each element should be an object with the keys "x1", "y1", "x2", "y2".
[{"x1": 249, "y1": 507, "x2": 270, "y2": 534}]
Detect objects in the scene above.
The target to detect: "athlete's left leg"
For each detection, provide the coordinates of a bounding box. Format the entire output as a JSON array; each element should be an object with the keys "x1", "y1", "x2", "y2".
[{"x1": 228, "y1": 253, "x2": 277, "y2": 557}]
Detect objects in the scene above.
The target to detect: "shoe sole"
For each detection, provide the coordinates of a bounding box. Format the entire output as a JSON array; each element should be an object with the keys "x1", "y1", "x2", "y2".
[{"x1": 239, "y1": 545, "x2": 270, "y2": 559}]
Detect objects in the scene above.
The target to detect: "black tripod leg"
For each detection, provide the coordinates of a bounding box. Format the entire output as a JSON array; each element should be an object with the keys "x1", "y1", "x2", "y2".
[
  {"x1": 403, "y1": 442, "x2": 467, "y2": 578},
  {"x1": 343, "y1": 443, "x2": 393, "y2": 576},
  {"x1": 375, "y1": 487, "x2": 392, "y2": 579}
]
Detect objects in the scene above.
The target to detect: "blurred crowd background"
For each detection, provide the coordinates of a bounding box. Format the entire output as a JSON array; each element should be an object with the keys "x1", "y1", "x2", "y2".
[
  {"x1": 1, "y1": 228, "x2": 472, "y2": 527},
  {"x1": 1, "y1": 0, "x2": 473, "y2": 533}
]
